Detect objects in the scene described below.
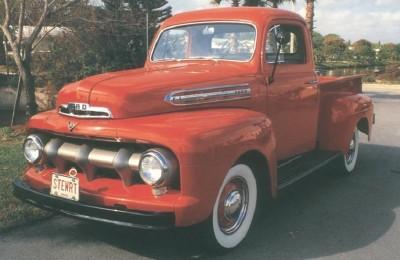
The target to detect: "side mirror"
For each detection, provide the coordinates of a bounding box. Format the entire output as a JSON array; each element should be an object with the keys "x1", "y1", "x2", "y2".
[{"x1": 275, "y1": 30, "x2": 290, "y2": 45}]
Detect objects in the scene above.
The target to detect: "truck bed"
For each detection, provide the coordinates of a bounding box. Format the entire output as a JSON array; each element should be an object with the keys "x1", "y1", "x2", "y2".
[
  {"x1": 318, "y1": 75, "x2": 363, "y2": 93},
  {"x1": 316, "y1": 74, "x2": 373, "y2": 153}
]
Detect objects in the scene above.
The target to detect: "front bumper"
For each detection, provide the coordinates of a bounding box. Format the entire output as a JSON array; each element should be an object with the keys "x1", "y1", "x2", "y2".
[{"x1": 13, "y1": 179, "x2": 175, "y2": 230}]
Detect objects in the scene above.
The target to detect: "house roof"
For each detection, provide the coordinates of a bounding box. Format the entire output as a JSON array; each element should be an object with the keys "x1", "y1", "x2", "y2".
[{"x1": 14, "y1": 26, "x2": 70, "y2": 39}]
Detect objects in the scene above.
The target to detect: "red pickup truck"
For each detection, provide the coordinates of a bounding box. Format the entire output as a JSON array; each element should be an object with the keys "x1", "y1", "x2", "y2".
[{"x1": 14, "y1": 7, "x2": 374, "y2": 250}]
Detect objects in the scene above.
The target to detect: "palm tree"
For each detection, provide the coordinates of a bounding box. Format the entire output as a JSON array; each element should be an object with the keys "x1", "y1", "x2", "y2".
[
  {"x1": 305, "y1": 0, "x2": 315, "y2": 34},
  {"x1": 211, "y1": 0, "x2": 315, "y2": 37}
]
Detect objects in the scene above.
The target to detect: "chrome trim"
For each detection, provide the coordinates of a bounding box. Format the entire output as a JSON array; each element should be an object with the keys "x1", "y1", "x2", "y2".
[
  {"x1": 59, "y1": 103, "x2": 113, "y2": 119},
  {"x1": 128, "y1": 153, "x2": 141, "y2": 172},
  {"x1": 165, "y1": 84, "x2": 251, "y2": 106},
  {"x1": 305, "y1": 79, "x2": 319, "y2": 85},
  {"x1": 58, "y1": 143, "x2": 81, "y2": 162},
  {"x1": 150, "y1": 21, "x2": 258, "y2": 63},
  {"x1": 345, "y1": 132, "x2": 357, "y2": 165},
  {"x1": 88, "y1": 149, "x2": 117, "y2": 169},
  {"x1": 277, "y1": 155, "x2": 302, "y2": 169},
  {"x1": 113, "y1": 149, "x2": 135, "y2": 186},
  {"x1": 218, "y1": 176, "x2": 249, "y2": 235}
]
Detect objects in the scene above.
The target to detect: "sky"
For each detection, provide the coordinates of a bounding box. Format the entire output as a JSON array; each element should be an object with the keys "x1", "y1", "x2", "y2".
[{"x1": 168, "y1": 0, "x2": 400, "y2": 44}]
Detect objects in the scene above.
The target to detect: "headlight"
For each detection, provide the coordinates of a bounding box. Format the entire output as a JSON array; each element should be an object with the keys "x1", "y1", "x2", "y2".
[
  {"x1": 23, "y1": 135, "x2": 44, "y2": 164},
  {"x1": 139, "y1": 148, "x2": 178, "y2": 187}
]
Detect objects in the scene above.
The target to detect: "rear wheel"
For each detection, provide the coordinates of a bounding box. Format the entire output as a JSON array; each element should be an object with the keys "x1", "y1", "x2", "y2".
[
  {"x1": 341, "y1": 128, "x2": 360, "y2": 173},
  {"x1": 201, "y1": 164, "x2": 258, "y2": 251}
]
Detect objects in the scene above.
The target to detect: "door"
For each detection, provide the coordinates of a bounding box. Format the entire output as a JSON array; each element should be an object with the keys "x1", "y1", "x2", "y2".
[{"x1": 264, "y1": 22, "x2": 319, "y2": 160}]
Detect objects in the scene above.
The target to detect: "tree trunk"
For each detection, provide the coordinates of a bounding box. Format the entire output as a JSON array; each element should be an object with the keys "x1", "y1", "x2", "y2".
[
  {"x1": 273, "y1": 1, "x2": 278, "y2": 8},
  {"x1": 305, "y1": 0, "x2": 315, "y2": 36},
  {"x1": 22, "y1": 51, "x2": 38, "y2": 116},
  {"x1": 2, "y1": 28, "x2": 38, "y2": 116}
]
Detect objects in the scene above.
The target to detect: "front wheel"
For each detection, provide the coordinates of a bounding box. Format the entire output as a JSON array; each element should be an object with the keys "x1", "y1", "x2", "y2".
[{"x1": 201, "y1": 164, "x2": 258, "y2": 251}]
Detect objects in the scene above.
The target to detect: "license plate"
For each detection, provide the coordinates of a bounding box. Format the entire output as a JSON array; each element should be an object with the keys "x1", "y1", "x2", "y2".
[{"x1": 50, "y1": 173, "x2": 79, "y2": 201}]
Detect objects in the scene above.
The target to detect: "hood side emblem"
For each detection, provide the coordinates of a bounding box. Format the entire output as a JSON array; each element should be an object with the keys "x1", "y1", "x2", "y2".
[
  {"x1": 68, "y1": 121, "x2": 78, "y2": 132},
  {"x1": 59, "y1": 103, "x2": 113, "y2": 119},
  {"x1": 165, "y1": 84, "x2": 251, "y2": 106}
]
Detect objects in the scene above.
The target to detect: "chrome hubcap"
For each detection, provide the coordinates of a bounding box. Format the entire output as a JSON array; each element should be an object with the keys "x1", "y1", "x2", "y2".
[
  {"x1": 218, "y1": 177, "x2": 249, "y2": 234},
  {"x1": 345, "y1": 133, "x2": 356, "y2": 164},
  {"x1": 224, "y1": 190, "x2": 242, "y2": 217}
]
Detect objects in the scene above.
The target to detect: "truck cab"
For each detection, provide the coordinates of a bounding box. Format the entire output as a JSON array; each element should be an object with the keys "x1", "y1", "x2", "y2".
[{"x1": 14, "y1": 7, "x2": 374, "y2": 251}]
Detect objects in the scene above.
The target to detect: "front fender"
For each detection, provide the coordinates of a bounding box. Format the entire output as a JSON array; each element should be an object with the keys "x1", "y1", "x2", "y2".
[{"x1": 165, "y1": 109, "x2": 277, "y2": 226}]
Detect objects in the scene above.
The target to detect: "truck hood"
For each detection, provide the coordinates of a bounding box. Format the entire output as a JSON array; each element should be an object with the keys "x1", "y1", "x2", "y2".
[{"x1": 56, "y1": 62, "x2": 257, "y2": 119}]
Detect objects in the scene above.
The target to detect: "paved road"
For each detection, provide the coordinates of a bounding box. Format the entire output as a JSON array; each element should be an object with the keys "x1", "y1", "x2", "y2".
[{"x1": 1, "y1": 86, "x2": 400, "y2": 260}]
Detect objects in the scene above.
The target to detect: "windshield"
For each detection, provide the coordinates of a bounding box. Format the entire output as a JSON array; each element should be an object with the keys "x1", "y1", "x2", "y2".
[{"x1": 152, "y1": 23, "x2": 256, "y2": 62}]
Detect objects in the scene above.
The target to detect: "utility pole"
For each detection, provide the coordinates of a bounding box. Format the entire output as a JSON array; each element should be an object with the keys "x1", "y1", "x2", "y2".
[
  {"x1": 3, "y1": 35, "x2": 9, "y2": 76},
  {"x1": 10, "y1": 49, "x2": 25, "y2": 127}
]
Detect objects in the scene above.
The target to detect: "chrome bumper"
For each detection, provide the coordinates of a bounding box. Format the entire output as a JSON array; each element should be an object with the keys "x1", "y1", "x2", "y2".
[{"x1": 13, "y1": 179, "x2": 175, "y2": 229}]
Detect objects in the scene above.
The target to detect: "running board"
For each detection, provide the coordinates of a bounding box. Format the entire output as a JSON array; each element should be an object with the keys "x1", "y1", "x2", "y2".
[{"x1": 277, "y1": 151, "x2": 341, "y2": 190}]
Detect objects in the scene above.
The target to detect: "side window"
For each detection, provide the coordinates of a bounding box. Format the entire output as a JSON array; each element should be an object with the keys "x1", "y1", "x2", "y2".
[
  {"x1": 153, "y1": 29, "x2": 189, "y2": 60},
  {"x1": 265, "y1": 24, "x2": 306, "y2": 64}
]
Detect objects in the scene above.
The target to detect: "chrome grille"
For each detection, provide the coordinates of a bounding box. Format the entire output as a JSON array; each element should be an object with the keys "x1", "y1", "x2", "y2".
[{"x1": 44, "y1": 137, "x2": 144, "y2": 186}]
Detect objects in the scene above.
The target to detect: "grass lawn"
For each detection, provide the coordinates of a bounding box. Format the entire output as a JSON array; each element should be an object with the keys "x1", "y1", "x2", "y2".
[{"x1": 0, "y1": 127, "x2": 50, "y2": 232}]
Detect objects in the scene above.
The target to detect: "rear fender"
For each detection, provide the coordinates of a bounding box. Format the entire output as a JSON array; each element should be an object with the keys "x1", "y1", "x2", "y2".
[{"x1": 318, "y1": 94, "x2": 373, "y2": 153}]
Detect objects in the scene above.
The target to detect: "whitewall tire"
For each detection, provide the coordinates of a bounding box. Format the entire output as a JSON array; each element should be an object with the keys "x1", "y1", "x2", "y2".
[
  {"x1": 205, "y1": 164, "x2": 258, "y2": 250},
  {"x1": 342, "y1": 128, "x2": 360, "y2": 173}
]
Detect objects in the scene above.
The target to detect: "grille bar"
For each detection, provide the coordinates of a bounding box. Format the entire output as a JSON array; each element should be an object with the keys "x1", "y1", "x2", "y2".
[{"x1": 44, "y1": 138, "x2": 143, "y2": 186}]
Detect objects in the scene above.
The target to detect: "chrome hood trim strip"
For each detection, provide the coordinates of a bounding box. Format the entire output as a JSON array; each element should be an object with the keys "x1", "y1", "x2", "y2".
[{"x1": 165, "y1": 84, "x2": 251, "y2": 106}]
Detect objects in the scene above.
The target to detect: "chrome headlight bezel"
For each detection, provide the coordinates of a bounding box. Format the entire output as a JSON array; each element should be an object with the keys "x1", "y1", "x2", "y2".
[
  {"x1": 23, "y1": 134, "x2": 44, "y2": 164},
  {"x1": 139, "y1": 148, "x2": 178, "y2": 187}
]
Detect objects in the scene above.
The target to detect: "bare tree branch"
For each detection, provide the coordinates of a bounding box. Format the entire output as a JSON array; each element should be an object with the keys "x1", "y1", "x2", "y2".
[
  {"x1": 25, "y1": 0, "x2": 49, "y2": 48},
  {"x1": 1, "y1": 0, "x2": 10, "y2": 28},
  {"x1": 48, "y1": 0, "x2": 81, "y2": 16},
  {"x1": 16, "y1": 0, "x2": 26, "y2": 52},
  {"x1": 48, "y1": 0, "x2": 57, "y2": 8},
  {"x1": 1, "y1": 24, "x2": 26, "y2": 83}
]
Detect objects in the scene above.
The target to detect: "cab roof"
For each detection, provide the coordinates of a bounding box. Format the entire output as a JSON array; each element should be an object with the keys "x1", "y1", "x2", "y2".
[{"x1": 162, "y1": 7, "x2": 305, "y2": 28}]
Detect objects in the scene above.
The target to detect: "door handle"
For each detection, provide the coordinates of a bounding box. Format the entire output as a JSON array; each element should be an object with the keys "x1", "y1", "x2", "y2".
[{"x1": 305, "y1": 80, "x2": 319, "y2": 85}]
